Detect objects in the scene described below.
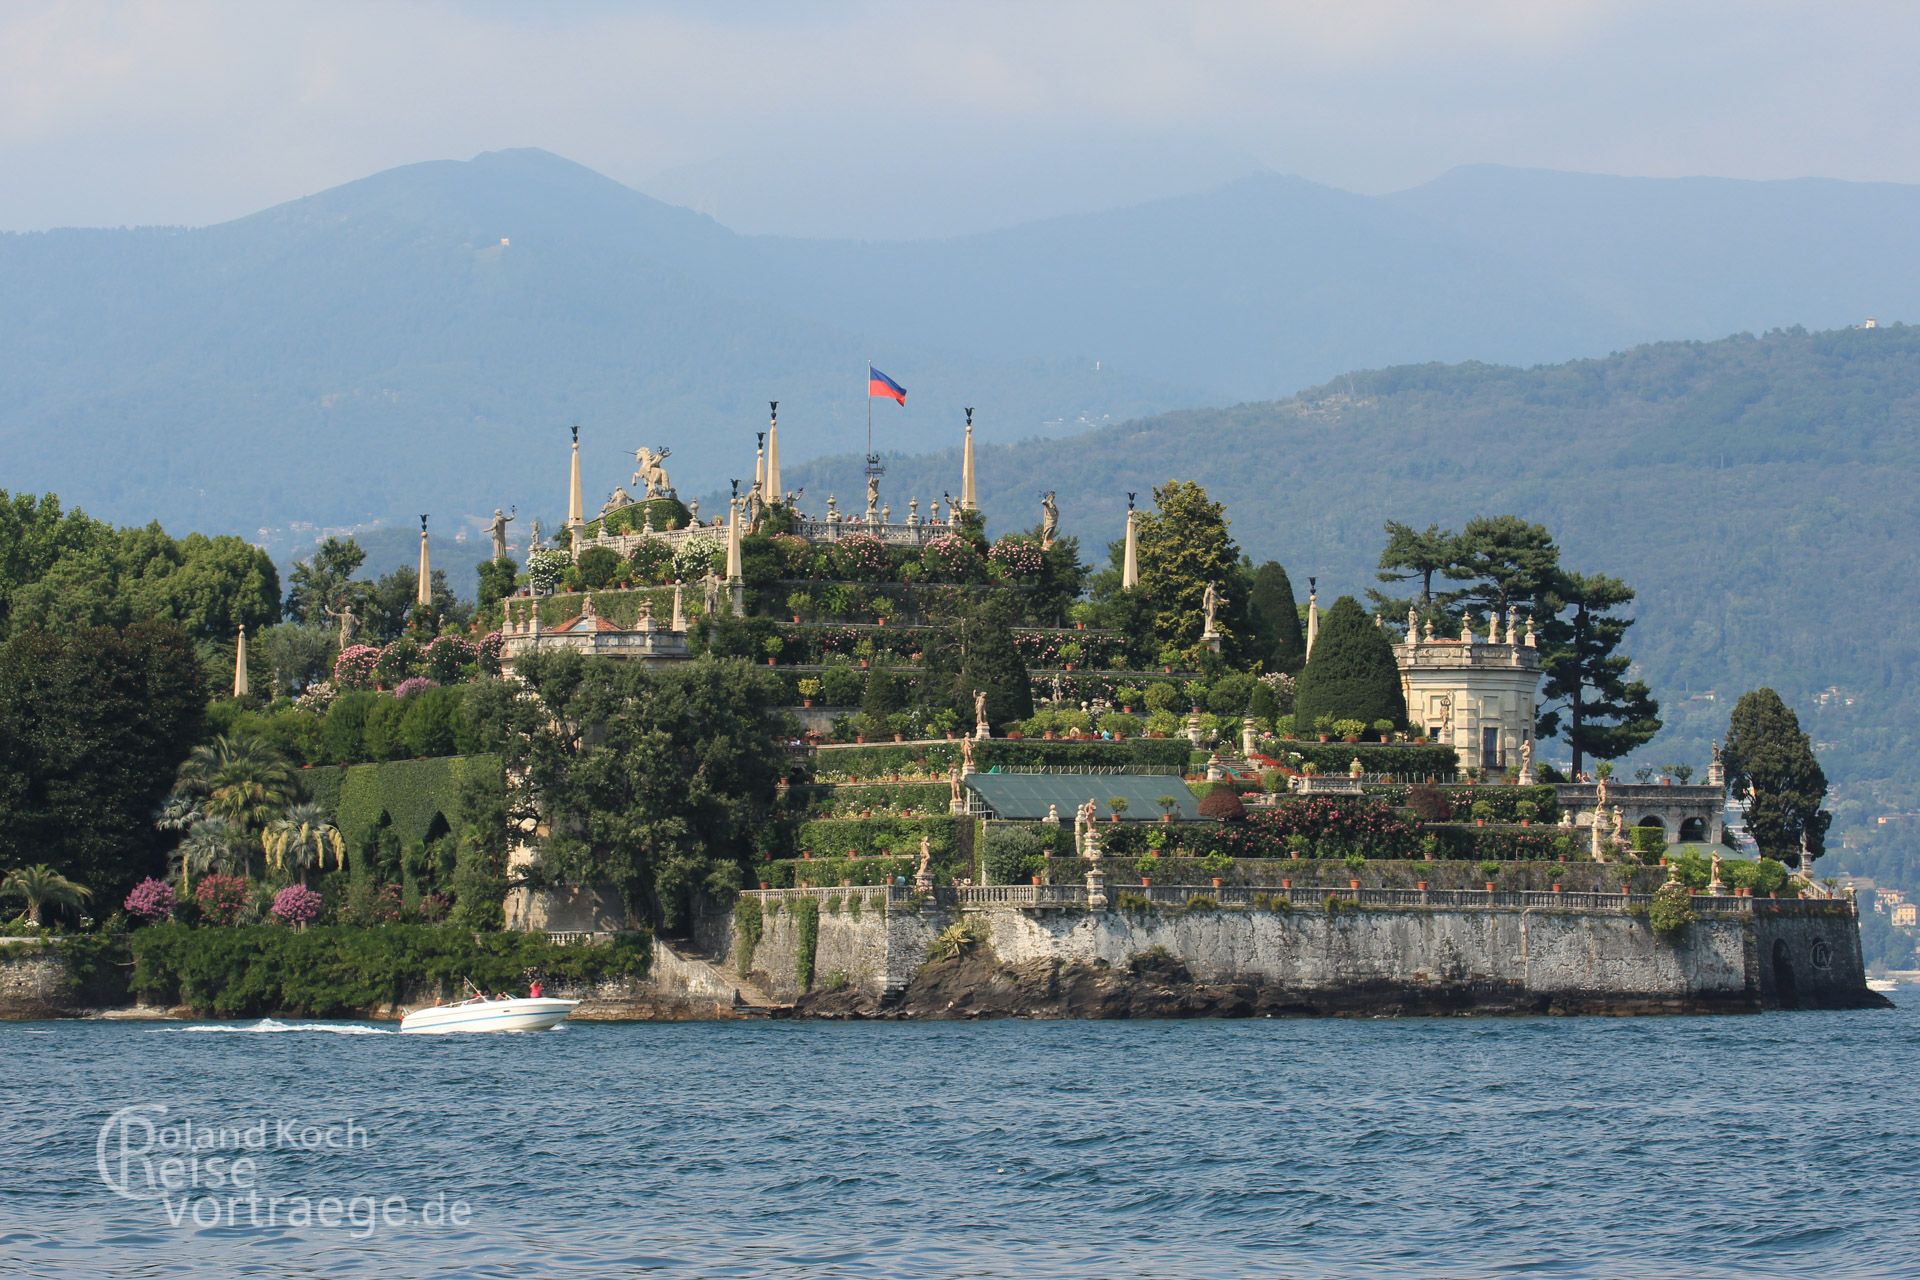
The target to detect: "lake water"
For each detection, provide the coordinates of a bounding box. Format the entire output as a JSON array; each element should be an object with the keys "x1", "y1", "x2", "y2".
[{"x1": 3, "y1": 1004, "x2": 1916, "y2": 1278}]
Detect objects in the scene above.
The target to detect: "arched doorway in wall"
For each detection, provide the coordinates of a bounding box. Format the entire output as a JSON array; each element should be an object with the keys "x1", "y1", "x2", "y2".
[
  {"x1": 1678, "y1": 817, "x2": 1708, "y2": 843},
  {"x1": 1772, "y1": 938, "x2": 1799, "y2": 1009}
]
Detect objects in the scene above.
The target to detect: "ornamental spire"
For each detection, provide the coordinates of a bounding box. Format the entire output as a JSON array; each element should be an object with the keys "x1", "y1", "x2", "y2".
[
  {"x1": 1121, "y1": 491, "x2": 1139, "y2": 590},
  {"x1": 567, "y1": 425, "x2": 583, "y2": 537},
  {"x1": 765, "y1": 402, "x2": 782, "y2": 505},
  {"x1": 232, "y1": 624, "x2": 249, "y2": 698},
  {"x1": 961, "y1": 407, "x2": 977, "y2": 511},
  {"x1": 416, "y1": 515, "x2": 431, "y2": 608}
]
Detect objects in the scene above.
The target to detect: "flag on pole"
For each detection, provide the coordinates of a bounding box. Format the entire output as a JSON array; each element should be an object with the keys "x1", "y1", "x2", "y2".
[{"x1": 868, "y1": 366, "x2": 907, "y2": 404}]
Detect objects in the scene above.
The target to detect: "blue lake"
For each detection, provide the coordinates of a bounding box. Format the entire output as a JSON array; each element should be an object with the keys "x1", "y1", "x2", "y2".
[{"x1": 3, "y1": 1004, "x2": 1916, "y2": 1278}]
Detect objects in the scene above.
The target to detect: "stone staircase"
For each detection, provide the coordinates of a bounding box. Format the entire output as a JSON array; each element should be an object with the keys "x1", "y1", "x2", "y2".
[{"x1": 652, "y1": 939, "x2": 790, "y2": 1018}]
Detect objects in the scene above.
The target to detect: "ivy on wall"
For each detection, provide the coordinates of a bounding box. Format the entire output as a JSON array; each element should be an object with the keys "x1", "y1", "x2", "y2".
[{"x1": 302, "y1": 755, "x2": 503, "y2": 853}]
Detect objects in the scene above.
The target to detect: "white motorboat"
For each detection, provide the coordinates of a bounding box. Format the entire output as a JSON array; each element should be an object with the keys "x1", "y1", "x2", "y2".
[
  {"x1": 1867, "y1": 977, "x2": 1899, "y2": 994},
  {"x1": 399, "y1": 994, "x2": 581, "y2": 1034}
]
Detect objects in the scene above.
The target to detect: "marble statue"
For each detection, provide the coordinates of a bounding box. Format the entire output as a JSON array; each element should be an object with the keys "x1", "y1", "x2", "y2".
[
  {"x1": 974, "y1": 689, "x2": 990, "y2": 740},
  {"x1": 701, "y1": 571, "x2": 720, "y2": 615},
  {"x1": 1202, "y1": 582, "x2": 1220, "y2": 635},
  {"x1": 631, "y1": 446, "x2": 673, "y2": 499},
  {"x1": 1040, "y1": 491, "x2": 1058, "y2": 547},
  {"x1": 527, "y1": 518, "x2": 542, "y2": 552},
  {"x1": 916, "y1": 835, "x2": 934, "y2": 891},
  {"x1": 489, "y1": 507, "x2": 514, "y2": 562},
  {"x1": 1408, "y1": 606, "x2": 1419, "y2": 640},
  {"x1": 866, "y1": 472, "x2": 880, "y2": 515},
  {"x1": 960, "y1": 735, "x2": 975, "y2": 773},
  {"x1": 602, "y1": 486, "x2": 633, "y2": 515},
  {"x1": 1518, "y1": 736, "x2": 1534, "y2": 782},
  {"x1": 948, "y1": 762, "x2": 963, "y2": 808},
  {"x1": 323, "y1": 597, "x2": 359, "y2": 648}
]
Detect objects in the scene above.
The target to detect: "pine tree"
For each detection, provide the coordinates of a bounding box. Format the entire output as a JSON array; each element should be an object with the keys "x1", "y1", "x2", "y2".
[
  {"x1": 1377, "y1": 522, "x2": 1456, "y2": 609},
  {"x1": 1292, "y1": 596, "x2": 1406, "y2": 731},
  {"x1": 1442, "y1": 515, "x2": 1560, "y2": 620},
  {"x1": 1535, "y1": 570, "x2": 1662, "y2": 775},
  {"x1": 1724, "y1": 688, "x2": 1831, "y2": 864},
  {"x1": 1246, "y1": 560, "x2": 1306, "y2": 673}
]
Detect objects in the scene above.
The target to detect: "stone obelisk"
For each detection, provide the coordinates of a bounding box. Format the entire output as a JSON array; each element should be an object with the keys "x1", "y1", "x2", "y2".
[
  {"x1": 961, "y1": 407, "x2": 978, "y2": 511},
  {"x1": 232, "y1": 624, "x2": 249, "y2": 698},
  {"x1": 416, "y1": 515, "x2": 432, "y2": 608},
  {"x1": 567, "y1": 425, "x2": 584, "y2": 548},
  {"x1": 765, "y1": 402, "x2": 781, "y2": 506},
  {"x1": 1121, "y1": 495, "x2": 1139, "y2": 590}
]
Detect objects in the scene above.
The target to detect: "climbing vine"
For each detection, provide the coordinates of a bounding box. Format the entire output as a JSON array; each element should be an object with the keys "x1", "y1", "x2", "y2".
[
  {"x1": 734, "y1": 897, "x2": 764, "y2": 977},
  {"x1": 792, "y1": 897, "x2": 819, "y2": 990}
]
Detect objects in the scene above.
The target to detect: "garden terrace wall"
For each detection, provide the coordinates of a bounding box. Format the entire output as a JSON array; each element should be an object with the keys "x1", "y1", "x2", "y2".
[
  {"x1": 1274, "y1": 742, "x2": 1459, "y2": 778},
  {"x1": 1041, "y1": 857, "x2": 1672, "y2": 893},
  {"x1": 787, "y1": 781, "x2": 952, "y2": 818},
  {"x1": 786, "y1": 816, "x2": 975, "y2": 872},
  {"x1": 807, "y1": 738, "x2": 1191, "y2": 781}
]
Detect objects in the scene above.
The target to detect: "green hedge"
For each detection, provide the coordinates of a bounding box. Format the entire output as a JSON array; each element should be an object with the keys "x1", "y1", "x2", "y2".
[
  {"x1": 1420, "y1": 825, "x2": 1579, "y2": 861},
  {"x1": 789, "y1": 816, "x2": 971, "y2": 867},
  {"x1": 786, "y1": 781, "x2": 951, "y2": 818},
  {"x1": 1271, "y1": 741, "x2": 1459, "y2": 778},
  {"x1": 1365, "y1": 783, "x2": 1561, "y2": 822},
  {"x1": 303, "y1": 755, "x2": 501, "y2": 852},
  {"x1": 761, "y1": 856, "x2": 914, "y2": 888},
  {"x1": 807, "y1": 737, "x2": 1189, "y2": 780},
  {"x1": 127, "y1": 923, "x2": 652, "y2": 1018}
]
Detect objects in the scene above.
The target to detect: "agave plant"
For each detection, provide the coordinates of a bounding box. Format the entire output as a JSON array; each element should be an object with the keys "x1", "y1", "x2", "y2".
[
  {"x1": 2, "y1": 864, "x2": 91, "y2": 927},
  {"x1": 262, "y1": 803, "x2": 345, "y2": 886}
]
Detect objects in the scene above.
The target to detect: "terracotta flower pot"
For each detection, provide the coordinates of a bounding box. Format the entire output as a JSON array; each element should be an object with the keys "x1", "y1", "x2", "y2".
[
  {"x1": 1281, "y1": 878, "x2": 1292, "y2": 889},
  {"x1": 1212, "y1": 877, "x2": 1224, "y2": 889},
  {"x1": 1415, "y1": 881, "x2": 1428, "y2": 891},
  {"x1": 1031, "y1": 875, "x2": 1042, "y2": 886},
  {"x1": 1484, "y1": 882, "x2": 1497, "y2": 892},
  {"x1": 1552, "y1": 883, "x2": 1563, "y2": 893},
  {"x1": 758, "y1": 881, "x2": 770, "y2": 890},
  {"x1": 802, "y1": 699, "x2": 813, "y2": 708},
  {"x1": 1349, "y1": 878, "x2": 1361, "y2": 890},
  {"x1": 1122, "y1": 705, "x2": 1133, "y2": 715},
  {"x1": 1140, "y1": 876, "x2": 1152, "y2": 887}
]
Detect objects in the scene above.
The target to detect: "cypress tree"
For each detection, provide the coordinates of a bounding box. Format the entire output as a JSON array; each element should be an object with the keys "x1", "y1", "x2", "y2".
[
  {"x1": 860, "y1": 665, "x2": 905, "y2": 738},
  {"x1": 1292, "y1": 596, "x2": 1406, "y2": 732},
  {"x1": 1724, "y1": 688, "x2": 1831, "y2": 863},
  {"x1": 923, "y1": 592, "x2": 1033, "y2": 729},
  {"x1": 1247, "y1": 560, "x2": 1306, "y2": 673}
]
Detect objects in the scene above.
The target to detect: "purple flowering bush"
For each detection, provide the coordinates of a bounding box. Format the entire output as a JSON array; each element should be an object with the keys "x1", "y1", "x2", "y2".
[
  {"x1": 270, "y1": 883, "x2": 324, "y2": 927},
  {"x1": 124, "y1": 877, "x2": 176, "y2": 923},
  {"x1": 392, "y1": 675, "x2": 439, "y2": 700}
]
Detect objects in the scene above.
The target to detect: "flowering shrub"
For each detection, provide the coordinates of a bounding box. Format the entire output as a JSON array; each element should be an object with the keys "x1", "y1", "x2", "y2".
[
  {"x1": 392, "y1": 675, "x2": 439, "y2": 700},
  {"x1": 124, "y1": 878, "x2": 176, "y2": 922},
  {"x1": 988, "y1": 535, "x2": 1046, "y2": 578},
  {"x1": 294, "y1": 679, "x2": 336, "y2": 713},
  {"x1": 423, "y1": 634, "x2": 477, "y2": 683},
  {"x1": 333, "y1": 645, "x2": 381, "y2": 691},
  {"x1": 415, "y1": 892, "x2": 451, "y2": 923},
  {"x1": 1214, "y1": 797, "x2": 1421, "y2": 860},
  {"x1": 920, "y1": 532, "x2": 984, "y2": 582},
  {"x1": 270, "y1": 883, "x2": 324, "y2": 927},
  {"x1": 674, "y1": 535, "x2": 726, "y2": 581},
  {"x1": 625, "y1": 540, "x2": 675, "y2": 585},
  {"x1": 476, "y1": 631, "x2": 506, "y2": 675},
  {"x1": 527, "y1": 549, "x2": 571, "y2": 593},
  {"x1": 373, "y1": 637, "x2": 423, "y2": 687},
  {"x1": 832, "y1": 532, "x2": 893, "y2": 582},
  {"x1": 194, "y1": 874, "x2": 253, "y2": 926}
]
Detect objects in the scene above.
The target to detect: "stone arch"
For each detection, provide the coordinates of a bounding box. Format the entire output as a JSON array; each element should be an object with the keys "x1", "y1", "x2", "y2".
[
  {"x1": 1678, "y1": 817, "x2": 1708, "y2": 843},
  {"x1": 1772, "y1": 938, "x2": 1799, "y2": 1009},
  {"x1": 1635, "y1": 814, "x2": 1666, "y2": 830}
]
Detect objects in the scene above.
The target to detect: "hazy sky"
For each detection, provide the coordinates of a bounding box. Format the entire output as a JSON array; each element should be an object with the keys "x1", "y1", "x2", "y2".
[{"x1": 4, "y1": 1, "x2": 1918, "y2": 238}]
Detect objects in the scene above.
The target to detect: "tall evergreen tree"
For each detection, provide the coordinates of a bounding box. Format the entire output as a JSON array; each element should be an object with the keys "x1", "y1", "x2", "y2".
[
  {"x1": 1442, "y1": 515, "x2": 1560, "y2": 620},
  {"x1": 922, "y1": 592, "x2": 1033, "y2": 729},
  {"x1": 1535, "y1": 570, "x2": 1662, "y2": 775},
  {"x1": 1724, "y1": 688, "x2": 1831, "y2": 864},
  {"x1": 1245, "y1": 560, "x2": 1306, "y2": 674},
  {"x1": 1377, "y1": 522, "x2": 1456, "y2": 609},
  {"x1": 1292, "y1": 595, "x2": 1406, "y2": 731},
  {"x1": 1133, "y1": 480, "x2": 1251, "y2": 660}
]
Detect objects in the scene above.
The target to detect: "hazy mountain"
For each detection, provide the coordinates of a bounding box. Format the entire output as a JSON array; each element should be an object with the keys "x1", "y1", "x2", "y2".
[
  {"x1": 792, "y1": 324, "x2": 1920, "y2": 819},
  {"x1": 8, "y1": 148, "x2": 1920, "y2": 544}
]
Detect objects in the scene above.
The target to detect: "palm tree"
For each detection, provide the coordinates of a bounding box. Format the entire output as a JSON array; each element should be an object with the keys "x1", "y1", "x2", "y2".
[
  {"x1": 2, "y1": 865, "x2": 91, "y2": 927},
  {"x1": 172, "y1": 818, "x2": 246, "y2": 895},
  {"x1": 177, "y1": 735, "x2": 298, "y2": 853},
  {"x1": 262, "y1": 803, "x2": 345, "y2": 886}
]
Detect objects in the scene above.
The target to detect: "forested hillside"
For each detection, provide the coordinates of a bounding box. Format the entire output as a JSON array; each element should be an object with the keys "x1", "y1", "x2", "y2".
[{"x1": 793, "y1": 325, "x2": 1920, "y2": 838}]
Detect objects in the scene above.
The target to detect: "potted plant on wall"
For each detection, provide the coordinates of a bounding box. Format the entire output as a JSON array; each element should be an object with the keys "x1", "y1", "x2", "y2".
[
  {"x1": 1107, "y1": 796, "x2": 1129, "y2": 823},
  {"x1": 1514, "y1": 799, "x2": 1537, "y2": 828},
  {"x1": 796, "y1": 677, "x2": 821, "y2": 709},
  {"x1": 1471, "y1": 799, "x2": 1493, "y2": 827},
  {"x1": 1157, "y1": 795, "x2": 1178, "y2": 822},
  {"x1": 1202, "y1": 849, "x2": 1232, "y2": 889}
]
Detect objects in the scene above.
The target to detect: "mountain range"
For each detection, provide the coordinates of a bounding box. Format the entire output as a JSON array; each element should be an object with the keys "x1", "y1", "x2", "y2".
[{"x1": 7, "y1": 148, "x2": 1920, "y2": 540}]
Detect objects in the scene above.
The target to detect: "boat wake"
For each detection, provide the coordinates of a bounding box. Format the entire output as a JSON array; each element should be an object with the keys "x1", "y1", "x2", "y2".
[{"x1": 159, "y1": 1019, "x2": 393, "y2": 1035}]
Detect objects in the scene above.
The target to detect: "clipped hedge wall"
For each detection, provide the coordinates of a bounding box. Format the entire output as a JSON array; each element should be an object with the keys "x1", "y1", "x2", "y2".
[
  {"x1": 127, "y1": 923, "x2": 651, "y2": 1019},
  {"x1": 789, "y1": 816, "x2": 972, "y2": 867},
  {"x1": 761, "y1": 856, "x2": 914, "y2": 888},
  {"x1": 1366, "y1": 783, "x2": 1561, "y2": 823},
  {"x1": 1272, "y1": 741, "x2": 1459, "y2": 778},
  {"x1": 786, "y1": 781, "x2": 952, "y2": 818},
  {"x1": 1420, "y1": 825, "x2": 1579, "y2": 861},
  {"x1": 807, "y1": 737, "x2": 1190, "y2": 781},
  {"x1": 303, "y1": 754, "x2": 502, "y2": 852}
]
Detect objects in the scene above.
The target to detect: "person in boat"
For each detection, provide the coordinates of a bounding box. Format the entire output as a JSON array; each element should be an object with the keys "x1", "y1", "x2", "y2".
[{"x1": 529, "y1": 980, "x2": 543, "y2": 998}]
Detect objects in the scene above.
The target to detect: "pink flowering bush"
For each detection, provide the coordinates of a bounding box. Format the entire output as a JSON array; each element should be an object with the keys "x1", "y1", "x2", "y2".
[
  {"x1": 333, "y1": 644, "x2": 381, "y2": 691},
  {"x1": 920, "y1": 532, "x2": 985, "y2": 583},
  {"x1": 988, "y1": 536, "x2": 1047, "y2": 579},
  {"x1": 194, "y1": 874, "x2": 253, "y2": 926},
  {"x1": 392, "y1": 675, "x2": 439, "y2": 700},
  {"x1": 832, "y1": 532, "x2": 893, "y2": 582},
  {"x1": 1215, "y1": 797, "x2": 1421, "y2": 860},
  {"x1": 423, "y1": 634, "x2": 477, "y2": 683},
  {"x1": 476, "y1": 631, "x2": 506, "y2": 675},
  {"x1": 373, "y1": 637, "x2": 423, "y2": 687},
  {"x1": 269, "y1": 883, "x2": 324, "y2": 927},
  {"x1": 124, "y1": 877, "x2": 176, "y2": 923}
]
